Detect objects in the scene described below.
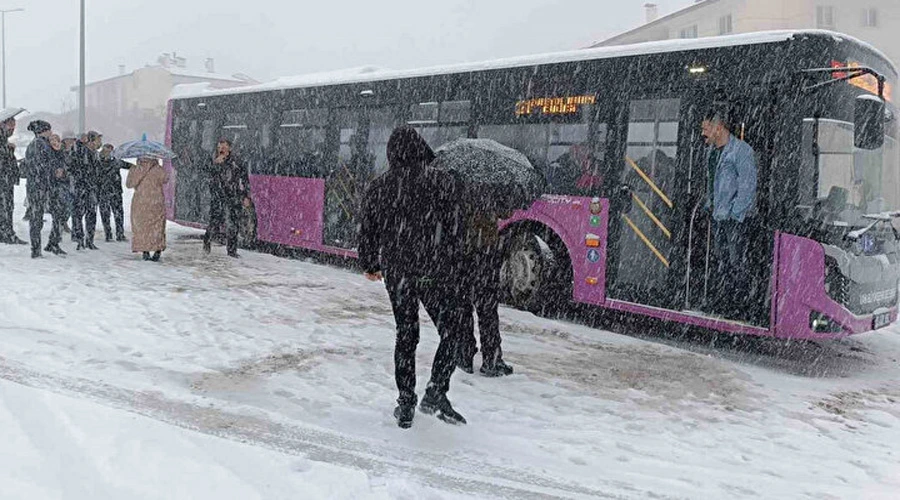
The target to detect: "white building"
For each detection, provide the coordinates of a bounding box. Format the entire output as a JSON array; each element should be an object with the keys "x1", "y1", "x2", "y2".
[{"x1": 594, "y1": 0, "x2": 899, "y2": 68}]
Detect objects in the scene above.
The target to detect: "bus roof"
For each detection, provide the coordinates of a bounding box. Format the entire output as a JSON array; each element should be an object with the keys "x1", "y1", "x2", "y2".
[{"x1": 171, "y1": 30, "x2": 895, "y2": 101}]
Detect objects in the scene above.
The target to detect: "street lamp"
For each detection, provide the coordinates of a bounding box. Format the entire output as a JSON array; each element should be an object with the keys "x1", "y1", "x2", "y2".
[
  {"x1": 79, "y1": 0, "x2": 85, "y2": 133},
  {"x1": 0, "y1": 7, "x2": 23, "y2": 109}
]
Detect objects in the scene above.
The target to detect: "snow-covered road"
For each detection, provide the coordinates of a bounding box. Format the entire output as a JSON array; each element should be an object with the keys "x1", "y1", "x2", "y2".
[{"x1": 1, "y1": 184, "x2": 899, "y2": 499}]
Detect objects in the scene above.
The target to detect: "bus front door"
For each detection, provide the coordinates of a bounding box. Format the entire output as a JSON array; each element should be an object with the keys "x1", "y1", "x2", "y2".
[{"x1": 606, "y1": 98, "x2": 686, "y2": 310}]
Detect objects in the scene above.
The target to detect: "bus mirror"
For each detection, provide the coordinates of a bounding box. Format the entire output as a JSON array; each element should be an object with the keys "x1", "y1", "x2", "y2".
[{"x1": 855, "y1": 95, "x2": 885, "y2": 150}]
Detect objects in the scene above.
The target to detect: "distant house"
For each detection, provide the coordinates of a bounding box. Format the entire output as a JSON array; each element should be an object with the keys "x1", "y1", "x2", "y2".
[
  {"x1": 593, "y1": 0, "x2": 899, "y2": 69},
  {"x1": 70, "y1": 53, "x2": 256, "y2": 146}
]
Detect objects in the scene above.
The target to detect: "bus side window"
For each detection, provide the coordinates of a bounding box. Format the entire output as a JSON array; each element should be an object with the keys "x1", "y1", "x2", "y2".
[
  {"x1": 277, "y1": 108, "x2": 329, "y2": 178},
  {"x1": 366, "y1": 108, "x2": 401, "y2": 178}
]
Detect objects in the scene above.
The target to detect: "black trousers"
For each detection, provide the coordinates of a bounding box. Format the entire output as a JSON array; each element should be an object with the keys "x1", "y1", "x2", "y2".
[
  {"x1": 28, "y1": 191, "x2": 62, "y2": 251},
  {"x1": 204, "y1": 199, "x2": 242, "y2": 254},
  {"x1": 385, "y1": 271, "x2": 466, "y2": 407},
  {"x1": 0, "y1": 181, "x2": 13, "y2": 239},
  {"x1": 459, "y1": 247, "x2": 504, "y2": 366},
  {"x1": 72, "y1": 187, "x2": 98, "y2": 245},
  {"x1": 98, "y1": 189, "x2": 125, "y2": 239}
]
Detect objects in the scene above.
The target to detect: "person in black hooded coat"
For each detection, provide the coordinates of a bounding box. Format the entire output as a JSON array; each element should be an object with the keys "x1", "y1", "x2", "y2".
[{"x1": 358, "y1": 126, "x2": 468, "y2": 429}]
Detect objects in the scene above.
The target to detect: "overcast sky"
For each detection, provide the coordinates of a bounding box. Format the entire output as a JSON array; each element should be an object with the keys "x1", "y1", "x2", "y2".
[{"x1": 4, "y1": 0, "x2": 692, "y2": 113}]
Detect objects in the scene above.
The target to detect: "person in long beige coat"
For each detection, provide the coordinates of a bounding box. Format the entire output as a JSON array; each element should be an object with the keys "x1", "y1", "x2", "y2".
[{"x1": 125, "y1": 156, "x2": 168, "y2": 261}]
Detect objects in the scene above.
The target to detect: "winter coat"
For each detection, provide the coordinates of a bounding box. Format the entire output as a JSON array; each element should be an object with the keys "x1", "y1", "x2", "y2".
[
  {"x1": 358, "y1": 126, "x2": 465, "y2": 280},
  {"x1": 49, "y1": 149, "x2": 71, "y2": 215},
  {"x1": 126, "y1": 161, "x2": 168, "y2": 253},
  {"x1": 0, "y1": 132, "x2": 17, "y2": 188},
  {"x1": 70, "y1": 141, "x2": 101, "y2": 193},
  {"x1": 707, "y1": 134, "x2": 757, "y2": 223},
  {"x1": 207, "y1": 153, "x2": 250, "y2": 204},
  {"x1": 98, "y1": 156, "x2": 130, "y2": 195},
  {"x1": 24, "y1": 136, "x2": 55, "y2": 199}
]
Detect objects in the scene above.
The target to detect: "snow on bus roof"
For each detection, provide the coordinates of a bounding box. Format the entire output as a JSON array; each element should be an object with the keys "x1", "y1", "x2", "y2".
[{"x1": 171, "y1": 30, "x2": 895, "y2": 100}]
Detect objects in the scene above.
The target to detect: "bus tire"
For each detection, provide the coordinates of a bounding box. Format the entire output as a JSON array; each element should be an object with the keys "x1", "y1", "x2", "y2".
[{"x1": 501, "y1": 228, "x2": 572, "y2": 315}]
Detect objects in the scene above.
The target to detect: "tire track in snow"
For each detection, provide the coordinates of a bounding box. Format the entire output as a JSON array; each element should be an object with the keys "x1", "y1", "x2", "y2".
[{"x1": 0, "y1": 357, "x2": 665, "y2": 500}]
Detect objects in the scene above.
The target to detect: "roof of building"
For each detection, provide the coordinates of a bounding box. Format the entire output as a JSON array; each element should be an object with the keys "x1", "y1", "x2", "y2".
[
  {"x1": 72, "y1": 65, "x2": 253, "y2": 91},
  {"x1": 172, "y1": 30, "x2": 894, "y2": 100},
  {"x1": 593, "y1": 0, "x2": 725, "y2": 47}
]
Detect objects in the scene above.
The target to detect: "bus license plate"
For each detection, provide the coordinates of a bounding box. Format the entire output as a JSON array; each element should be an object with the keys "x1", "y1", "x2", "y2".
[{"x1": 873, "y1": 312, "x2": 892, "y2": 330}]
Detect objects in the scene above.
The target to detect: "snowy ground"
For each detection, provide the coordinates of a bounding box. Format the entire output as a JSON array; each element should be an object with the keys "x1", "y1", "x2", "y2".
[{"x1": 1, "y1": 183, "x2": 899, "y2": 500}]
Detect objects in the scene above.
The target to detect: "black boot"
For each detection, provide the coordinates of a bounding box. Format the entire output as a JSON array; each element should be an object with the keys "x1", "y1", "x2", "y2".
[
  {"x1": 86, "y1": 241, "x2": 99, "y2": 250},
  {"x1": 142, "y1": 252, "x2": 151, "y2": 261},
  {"x1": 393, "y1": 404, "x2": 415, "y2": 429},
  {"x1": 31, "y1": 248, "x2": 41, "y2": 259},
  {"x1": 10, "y1": 235, "x2": 26, "y2": 245},
  {"x1": 480, "y1": 359, "x2": 514, "y2": 378},
  {"x1": 419, "y1": 393, "x2": 466, "y2": 425},
  {"x1": 203, "y1": 239, "x2": 211, "y2": 254},
  {"x1": 116, "y1": 235, "x2": 127, "y2": 242},
  {"x1": 105, "y1": 235, "x2": 113, "y2": 243},
  {"x1": 76, "y1": 241, "x2": 85, "y2": 251},
  {"x1": 150, "y1": 251, "x2": 161, "y2": 262},
  {"x1": 456, "y1": 356, "x2": 474, "y2": 375}
]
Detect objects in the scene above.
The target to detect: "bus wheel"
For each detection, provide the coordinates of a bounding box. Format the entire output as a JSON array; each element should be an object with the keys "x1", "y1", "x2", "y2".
[{"x1": 501, "y1": 231, "x2": 555, "y2": 313}]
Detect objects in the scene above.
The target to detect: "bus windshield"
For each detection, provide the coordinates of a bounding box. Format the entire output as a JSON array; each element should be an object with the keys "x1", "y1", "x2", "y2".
[{"x1": 801, "y1": 108, "x2": 900, "y2": 225}]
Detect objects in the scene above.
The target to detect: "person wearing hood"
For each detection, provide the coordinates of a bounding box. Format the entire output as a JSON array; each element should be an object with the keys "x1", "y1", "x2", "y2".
[
  {"x1": 0, "y1": 116, "x2": 25, "y2": 245},
  {"x1": 203, "y1": 138, "x2": 251, "y2": 258},
  {"x1": 358, "y1": 126, "x2": 468, "y2": 429},
  {"x1": 126, "y1": 156, "x2": 169, "y2": 262},
  {"x1": 70, "y1": 131, "x2": 103, "y2": 250},
  {"x1": 97, "y1": 143, "x2": 129, "y2": 242},
  {"x1": 24, "y1": 120, "x2": 64, "y2": 257}
]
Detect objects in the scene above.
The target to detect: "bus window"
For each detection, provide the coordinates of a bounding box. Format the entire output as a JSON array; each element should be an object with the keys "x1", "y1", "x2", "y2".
[
  {"x1": 201, "y1": 120, "x2": 216, "y2": 154},
  {"x1": 440, "y1": 100, "x2": 471, "y2": 123},
  {"x1": 478, "y1": 123, "x2": 549, "y2": 172},
  {"x1": 545, "y1": 123, "x2": 607, "y2": 196},
  {"x1": 366, "y1": 108, "x2": 400, "y2": 176},
  {"x1": 277, "y1": 108, "x2": 328, "y2": 177}
]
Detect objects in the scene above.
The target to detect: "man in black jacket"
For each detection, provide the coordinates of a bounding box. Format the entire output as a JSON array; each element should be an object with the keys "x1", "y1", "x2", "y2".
[
  {"x1": 0, "y1": 116, "x2": 25, "y2": 244},
  {"x1": 359, "y1": 126, "x2": 468, "y2": 429},
  {"x1": 25, "y1": 120, "x2": 64, "y2": 258},
  {"x1": 70, "y1": 131, "x2": 103, "y2": 250},
  {"x1": 97, "y1": 143, "x2": 129, "y2": 242},
  {"x1": 203, "y1": 138, "x2": 251, "y2": 258}
]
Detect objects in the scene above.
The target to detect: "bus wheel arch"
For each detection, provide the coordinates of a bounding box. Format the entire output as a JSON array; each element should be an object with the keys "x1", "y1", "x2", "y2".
[{"x1": 500, "y1": 221, "x2": 573, "y2": 315}]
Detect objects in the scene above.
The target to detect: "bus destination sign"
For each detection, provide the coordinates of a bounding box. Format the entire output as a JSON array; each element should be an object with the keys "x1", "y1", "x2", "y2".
[{"x1": 515, "y1": 95, "x2": 596, "y2": 116}]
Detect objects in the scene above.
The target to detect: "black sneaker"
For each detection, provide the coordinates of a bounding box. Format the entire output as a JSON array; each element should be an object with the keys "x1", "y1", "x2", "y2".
[
  {"x1": 30, "y1": 249, "x2": 41, "y2": 259},
  {"x1": 480, "y1": 359, "x2": 514, "y2": 378},
  {"x1": 76, "y1": 242, "x2": 85, "y2": 251},
  {"x1": 11, "y1": 236, "x2": 26, "y2": 245},
  {"x1": 419, "y1": 394, "x2": 466, "y2": 425},
  {"x1": 86, "y1": 242, "x2": 99, "y2": 250},
  {"x1": 227, "y1": 252, "x2": 239, "y2": 259},
  {"x1": 150, "y1": 251, "x2": 161, "y2": 262},
  {"x1": 393, "y1": 405, "x2": 415, "y2": 429},
  {"x1": 116, "y1": 235, "x2": 128, "y2": 242},
  {"x1": 142, "y1": 252, "x2": 151, "y2": 261}
]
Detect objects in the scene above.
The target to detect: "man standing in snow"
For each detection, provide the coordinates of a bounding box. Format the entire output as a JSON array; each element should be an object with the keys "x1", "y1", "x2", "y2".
[
  {"x1": 0, "y1": 116, "x2": 25, "y2": 245},
  {"x1": 25, "y1": 120, "x2": 64, "y2": 258},
  {"x1": 97, "y1": 143, "x2": 129, "y2": 242},
  {"x1": 203, "y1": 138, "x2": 251, "y2": 258},
  {"x1": 359, "y1": 126, "x2": 468, "y2": 429},
  {"x1": 70, "y1": 131, "x2": 103, "y2": 250}
]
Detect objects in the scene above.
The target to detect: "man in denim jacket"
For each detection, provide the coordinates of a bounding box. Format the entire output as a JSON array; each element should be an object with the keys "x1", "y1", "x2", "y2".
[{"x1": 702, "y1": 108, "x2": 757, "y2": 317}]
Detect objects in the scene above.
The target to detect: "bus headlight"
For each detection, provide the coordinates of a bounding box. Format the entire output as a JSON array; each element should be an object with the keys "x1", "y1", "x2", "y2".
[{"x1": 810, "y1": 312, "x2": 843, "y2": 333}]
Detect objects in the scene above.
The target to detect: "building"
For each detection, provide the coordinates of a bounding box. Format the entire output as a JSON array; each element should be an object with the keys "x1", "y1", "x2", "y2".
[
  {"x1": 70, "y1": 53, "x2": 256, "y2": 145},
  {"x1": 593, "y1": 0, "x2": 899, "y2": 68}
]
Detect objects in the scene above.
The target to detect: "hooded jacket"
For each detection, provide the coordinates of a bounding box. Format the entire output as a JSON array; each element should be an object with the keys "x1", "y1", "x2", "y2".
[{"x1": 358, "y1": 126, "x2": 464, "y2": 279}]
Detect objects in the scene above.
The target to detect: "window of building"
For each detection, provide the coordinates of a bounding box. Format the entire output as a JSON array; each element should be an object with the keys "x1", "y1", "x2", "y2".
[
  {"x1": 718, "y1": 15, "x2": 733, "y2": 35},
  {"x1": 817, "y1": 5, "x2": 835, "y2": 29},
  {"x1": 862, "y1": 8, "x2": 878, "y2": 28},
  {"x1": 679, "y1": 25, "x2": 698, "y2": 39}
]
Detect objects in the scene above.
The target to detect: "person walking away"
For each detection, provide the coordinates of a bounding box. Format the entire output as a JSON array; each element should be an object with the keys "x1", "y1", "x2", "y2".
[
  {"x1": 456, "y1": 203, "x2": 514, "y2": 377},
  {"x1": 203, "y1": 139, "x2": 251, "y2": 258},
  {"x1": 701, "y1": 108, "x2": 757, "y2": 319},
  {"x1": 97, "y1": 143, "x2": 129, "y2": 242},
  {"x1": 70, "y1": 131, "x2": 103, "y2": 250},
  {"x1": 25, "y1": 120, "x2": 64, "y2": 258},
  {"x1": 126, "y1": 156, "x2": 169, "y2": 262},
  {"x1": 0, "y1": 116, "x2": 25, "y2": 244},
  {"x1": 359, "y1": 126, "x2": 468, "y2": 429}
]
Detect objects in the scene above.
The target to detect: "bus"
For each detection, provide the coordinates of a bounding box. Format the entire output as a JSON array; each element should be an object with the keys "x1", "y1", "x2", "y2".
[{"x1": 165, "y1": 30, "x2": 900, "y2": 340}]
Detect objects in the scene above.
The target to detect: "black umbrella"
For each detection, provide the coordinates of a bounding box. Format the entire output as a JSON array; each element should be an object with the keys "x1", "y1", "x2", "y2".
[{"x1": 432, "y1": 138, "x2": 543, "y2": 211}]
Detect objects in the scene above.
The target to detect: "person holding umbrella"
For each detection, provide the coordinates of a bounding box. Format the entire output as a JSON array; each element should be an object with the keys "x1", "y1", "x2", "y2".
[
  {"x1": 119, "y1": 135, "x2": 175, "y2": 262},
  {"x1": 359, "y1": 126, "x2": 469, "y2": 429},
  {"x1": 430, "y1": 138, "x2": 543, "y2": 378},
  {"x1": 0, "y1": 108, "x2": 26, "y2": 245}
]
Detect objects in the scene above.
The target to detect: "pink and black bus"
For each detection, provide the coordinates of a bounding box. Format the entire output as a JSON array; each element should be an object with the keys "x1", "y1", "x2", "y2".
[{"x1": 165, "y1": 30, "x2": 900, "y2": 340}]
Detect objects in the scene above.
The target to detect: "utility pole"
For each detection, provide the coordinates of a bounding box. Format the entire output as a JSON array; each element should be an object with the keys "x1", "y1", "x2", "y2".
[
  {"x1": 78, "y1": 0, "x2": 85, "y2": 133},
  {"x1": 0, "y1": 8, "x2": 23, "y2": 109}
]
